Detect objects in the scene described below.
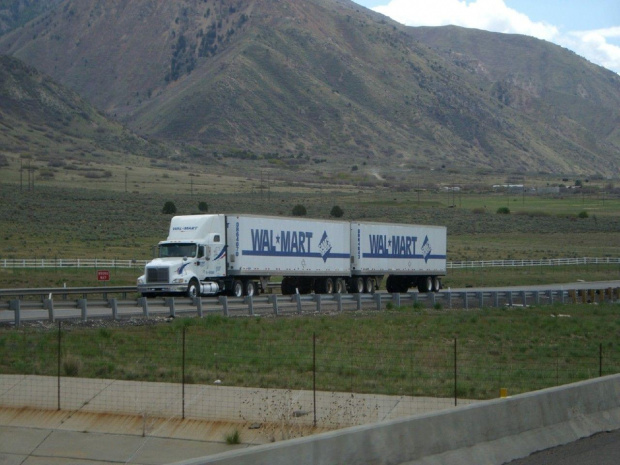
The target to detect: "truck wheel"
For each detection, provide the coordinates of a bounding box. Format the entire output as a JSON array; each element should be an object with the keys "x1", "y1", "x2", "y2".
[
  {"x1": 245, "y1": 280, "x2": 256, "y2": 297},
  {"x1": 335, "y1": 278, "x2": 345, "y2": 294},
  {"x1": 281, "y1": 277, "x2": 295, "y2": 295},
  {"x1": 232, "y1": 280, "x2": 244, "y2": 297},
  {"x1": 365, "y1": 278, "x2": 375, "y2": 294},
  {"x1": 418, "y1": 276, "x2": 433, "y2": 293},
  {"x1": 187, "y1": 280, "x2": 200, "y2": 298},
  {"x1": 352, "y1": 277, "x2": 364, "y2": 294},
  {"x1": 432, "y1": 277, "x2": 441, "y2": 293}
]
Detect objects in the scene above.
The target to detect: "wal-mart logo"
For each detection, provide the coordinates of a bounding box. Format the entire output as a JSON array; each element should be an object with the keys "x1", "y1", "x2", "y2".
[{"x1": 244, "y1": 228, "x2": 347, "y2": 262}]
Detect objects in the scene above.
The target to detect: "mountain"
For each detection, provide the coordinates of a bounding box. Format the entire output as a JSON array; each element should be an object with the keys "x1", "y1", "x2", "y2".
[
  {"x1": 0, "y1": 0, "x2": 63, "y2": 35},
  {"x1": 1, "y1": 0, "x2": 619, "y2": 176},
  {"x1": 0, "y1": 54, "x2": 169, "y2": 165}
]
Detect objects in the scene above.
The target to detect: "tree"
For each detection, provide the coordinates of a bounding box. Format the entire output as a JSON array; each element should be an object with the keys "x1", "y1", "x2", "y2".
[
  {"x1": 162, "y1": 201, "x2": 177, "y2": 214},
  {"x1": 330, "y1": 205, "x2": 344, "y2": 218},
  {"x1": 198, "y1": 201, "x2": 209, "y2": 212},
  {"x1": 292, "y1": 204, "x2": 307, "y2": 216}
]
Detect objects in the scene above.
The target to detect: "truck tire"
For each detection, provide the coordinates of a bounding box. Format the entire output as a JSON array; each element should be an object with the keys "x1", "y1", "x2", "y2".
[
  {"x1": 187, "y1": 280, "x2": 200, "y2": 298},
  {"x1": 386, "y1": 275, "x2": 397, "y2": 293},
  {"x1": 335, "y1": 278, "x2": 345, "y2": 294},
  {"x1": 281, "y1": 277, "x2": 295, "y2": 295},
  {"x1": 232, "y1": 280, "x2": 244, "y2": 297},
  {"x1": 244, "y1": 280, "x2": 256, "y2": 297},
  {"x1": 352, "y1": 277, "x2": 364, "y2": 294},
  {"x1": 417, "y1": 276, "x2": 433, "y2": 293},
  {"x1": 315, "y1": 277, "x2": 334, "y2": 294},
  {"x1": 365, "y1": 278, "x2": 375, "y2": 294},
  {"x1": 432, "y1": 277, "x2": 441, "y2": 293}
]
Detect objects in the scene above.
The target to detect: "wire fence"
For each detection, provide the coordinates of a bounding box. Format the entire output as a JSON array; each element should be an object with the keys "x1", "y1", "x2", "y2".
[
  {"x1": 1, "y1": 322, "x2": 619, "y2": 435},
  {"x1": 1, "y1": 257, "x2": 619, "y2": 269}
]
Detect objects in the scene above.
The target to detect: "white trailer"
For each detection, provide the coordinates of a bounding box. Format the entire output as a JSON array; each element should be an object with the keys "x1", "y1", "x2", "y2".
[
  {"x1": 137, "y1": 214, "x2": 446, "y2": 297},
  {"x1": 350, "y1": 222, "x2": 447, "y2": 293}
]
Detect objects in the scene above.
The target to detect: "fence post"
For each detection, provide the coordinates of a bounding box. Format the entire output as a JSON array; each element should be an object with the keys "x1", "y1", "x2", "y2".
[
  {"x1": 78, "y1": 299, "x2": 88, "y2": 322},
  {"x1": 219, "y1": 296, "x2": 229, "y2": 317},
  {"x1": 374, "y1": 293, "x2": 382, "y2": 311},
  {"x1": 313, "y1": 294, "x2": 322, "y2": 312},
  {"x1": 9, "y1": 299, "x2": 21, "y2": 327},
  {"x1": 295, "y1": 293, "x2": 302, "y2": 314},
  {"x1": 245, "y1": 296, "x2": 254, "y2": 316},
  {"x1": 139, "y1": 297, "x2": 149, "y2": 317},
  {"x1": 57, "y1": 321, "x2": 61, "y2": 411},
  {"x1": 336, "y1": 294, "x2": 343, "y2": 312},
  {"x1": 194, "y1": 297, "x2": 204, "y2": 317},
  {"x1": 268, "y1": 295, "x2": 279, "y2": 316},
  {"x1": 454, "y1": 338, "x2": 458, "y2": 406},
  {"x1": 166, "y1": 297, "x2": 176, "y2": 317},
  {"x1": 109, "y1": 298, "x2": 118, "y2": 320},
  {"x1": 44, "y1": 298, "x2": 55, "y2": 322}
]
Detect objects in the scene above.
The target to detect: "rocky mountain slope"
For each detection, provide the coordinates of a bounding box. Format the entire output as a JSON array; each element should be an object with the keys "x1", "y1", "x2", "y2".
[{"x1": 1, "y1": 0, "x2": 619, "y2": 176}]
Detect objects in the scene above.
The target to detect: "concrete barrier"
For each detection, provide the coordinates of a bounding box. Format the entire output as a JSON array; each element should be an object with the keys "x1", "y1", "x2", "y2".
[{"x1": 172, "y1": 374, "x2": 620, "y2": 465}]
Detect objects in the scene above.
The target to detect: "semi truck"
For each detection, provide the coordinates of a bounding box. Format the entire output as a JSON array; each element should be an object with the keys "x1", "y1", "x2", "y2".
[{"x1": 137, "y1": 214, "x2": 447, "y2": 298}]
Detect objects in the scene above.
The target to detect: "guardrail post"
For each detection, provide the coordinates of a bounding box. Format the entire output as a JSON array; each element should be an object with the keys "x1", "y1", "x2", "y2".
[
  {"x1": 218, "y1": 296, "x2": 229, "y2": 317},
  {"x1": 560, "y1": 290, "x2": 566, "y2": 304},
  {"x1": 493, "y1": 292, "x2": 499, "y2": 308},
  {"x1": 138, "y1": 297, "x2": 149, "y2": 317},
  {"x1": 374, "y1": 293, "x2": 382, "y2": 311},
  {"x1": 533, "y1": 291, "x2": 540, "y2": 305},
  {"x1": 355, "y1": 294, "x2": 362, "y2": 310},
  {"x1": 244, "y1": 296, "x2": 254, "y2": 316},
  {"x1": 108, "y1": 298, "x2": 118, "y2": 320},
  {"x1": 430, "y1": 292, "x2": 436, "y2": 307},
  {"x1": 508, "y1": 292, "x2": 513, "y2": 307},
  {"x1": 295, "y1": 294, "x2": 302, "y2": 314},
  {"x1": 9, "y1": 299, "x2": 20, "y2": 327},
  {"x1": 193, "y1": 297, "x2": 203, "y2": 317},
  {"x1": 409, "y1": 292, "x2": 418, "y2": 306},
  {"x1": 521, "y1": 291, "x2": 526, "y2": 307},
  {"x1": 268, "y1": 295, "x2": 279, "y2": 316},
  {"x1": 45, "y1": 298, "x2": 55, "y2": 322},
  {"x1": 477, "y1": 292, "x2": 483, "y2": 308},
  {"x1": 313, "y1": 294, "x2": 322, "y2": 312},
  {"x1": 463, "y1": 292, "x2": 468, "y2": 309},
  {"x1": 391, "y1": 293, "x2": 400, "y2": 307},
  {"x1": 446, "y1": 290, "x2": 452, "y2": 308},
  {"x1": 78, "y1": 298, "x2": 87, "y2": 321},
  {"x1": 166, "y1": 297, "x2": 175, "y2": 317},
  {"x1": 336, "y1": 294, "x2": 343, "y2": 312}
]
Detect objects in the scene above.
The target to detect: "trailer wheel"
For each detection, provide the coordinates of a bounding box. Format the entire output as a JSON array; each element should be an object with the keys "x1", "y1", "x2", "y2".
[
  {"x1": 432, "y1": 277, "x2": 441, "y2": 293},
  {"x1": 386, "y1": 275, "x2": 397, "y2": 293},
  {"x1": 281, "y1": 277, "x2": 295, "y2": 295},
  {"x1": 232, "y1": 280, "x2": 244, "y2": 297},
  {"x1": 187, "y1": 280, "x2": 200, "y2": 298},
  {"x1": 335, "y1": 278, "x2": 345, "y2": 294},
  {"x1": 352, "y1": 277, "x2": 364, "y2": 294},
  {"x1": 245, "y1": 280, "x2": 256, "y2": 297},
  {"x1": 365, "y1": 278, "x2": 375, "y2": 294},
  {"x1": 323, "y1": 278, "x2": 334, "y2": 294},
  {"x1": 418, "y1": 276, "x2": 433, "y2": 293}
]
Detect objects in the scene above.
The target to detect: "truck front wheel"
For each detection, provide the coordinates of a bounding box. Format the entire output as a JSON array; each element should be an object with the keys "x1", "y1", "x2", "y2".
[{"x1": 187, "y1": 280, "x2": 200, "y2": 298}]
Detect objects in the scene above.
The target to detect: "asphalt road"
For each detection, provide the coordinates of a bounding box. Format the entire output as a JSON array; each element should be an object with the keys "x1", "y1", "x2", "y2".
[{"x1": 506, "y1": 429, "x2": 620, "y2": 465}]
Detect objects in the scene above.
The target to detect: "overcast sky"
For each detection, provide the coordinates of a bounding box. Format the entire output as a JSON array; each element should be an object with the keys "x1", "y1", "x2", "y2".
[{"x1": 352, "y1": 0, "x2": 620, "y2": 74}]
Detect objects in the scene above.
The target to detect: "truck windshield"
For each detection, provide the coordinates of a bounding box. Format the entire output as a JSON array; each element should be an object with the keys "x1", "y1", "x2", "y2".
[{"x1": 159, "y1": 243, "x2": 197, "y2": 258}]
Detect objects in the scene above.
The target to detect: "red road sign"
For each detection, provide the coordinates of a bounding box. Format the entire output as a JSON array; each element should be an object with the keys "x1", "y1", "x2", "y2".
[{"x1": 97, "y1": 270, "x2": 110, "y2": 281}]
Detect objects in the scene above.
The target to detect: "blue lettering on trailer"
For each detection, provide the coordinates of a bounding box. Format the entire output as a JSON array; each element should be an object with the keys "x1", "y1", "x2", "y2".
[
  {"x1": 364, "y1": 234, "x2": 445, "y2": 262},
  {"x1": 244, "y1": 229, "x2": 348, "y2": 261}
]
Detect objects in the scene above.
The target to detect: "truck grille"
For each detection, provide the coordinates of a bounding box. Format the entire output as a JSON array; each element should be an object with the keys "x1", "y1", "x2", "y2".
[{"x1": 146, "y1": 267, "x2": 169, "y2": 283}]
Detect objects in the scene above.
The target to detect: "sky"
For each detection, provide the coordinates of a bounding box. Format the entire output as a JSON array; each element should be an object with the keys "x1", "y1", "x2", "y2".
[{"x1": 352, "y1": 0, "x2": 620, "y2": 74}]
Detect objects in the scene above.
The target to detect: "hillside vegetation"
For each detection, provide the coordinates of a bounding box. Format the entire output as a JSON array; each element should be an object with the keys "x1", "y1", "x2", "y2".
[{"x1": 0, "y1": 0, "x2": 618, "y2": 176}]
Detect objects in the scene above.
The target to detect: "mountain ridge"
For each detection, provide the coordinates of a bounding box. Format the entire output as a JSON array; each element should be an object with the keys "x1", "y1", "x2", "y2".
[{"x1": 1, "y1": 0, "x2": 619, "y2": 176}]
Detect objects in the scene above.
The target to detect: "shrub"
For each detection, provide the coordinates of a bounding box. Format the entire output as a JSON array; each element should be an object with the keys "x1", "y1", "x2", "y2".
[
  {"x1": 62, "y1": 355, "x2": 82, "y2": 376},
  {"x1": 162, "y1": 201, "x2": 177, "y2": 214},
  {"x1": 292, "y1": 204, "x2": 307, "y2": 216},
  {"x1": 496, "y1": 207, "x2": 510, "y2": 214},
  {"x1": 225, "y1": 429, "x2": 241, "y2": 445},
  {"x1": 198, "y1": 201, "x2": 209, "y2": 212},
  {"x1": 330, "y1": 205, "x2": 344, "y2": 218},
  {"x1": 578, "y1": 211, "x2": 588, "y2": 218}
]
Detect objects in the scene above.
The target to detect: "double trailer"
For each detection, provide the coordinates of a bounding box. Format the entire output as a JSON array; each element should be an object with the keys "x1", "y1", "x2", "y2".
[{"x1": 137, "y1": 214, "x2": 446, "y2": 297}]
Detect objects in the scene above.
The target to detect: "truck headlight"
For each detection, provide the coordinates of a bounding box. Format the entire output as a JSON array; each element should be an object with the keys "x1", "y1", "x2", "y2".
[
  {"x1": 172, "y1": 278, "x2": 187, "y2": 284},
  {"x1": 137, "y1": 275, "x2": 145, "y2": 285}
]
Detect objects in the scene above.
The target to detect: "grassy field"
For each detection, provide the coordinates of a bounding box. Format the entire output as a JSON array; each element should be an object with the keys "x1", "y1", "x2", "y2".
[{"x1": 2, "y1": 303, "x2": 619, "y2": 400}]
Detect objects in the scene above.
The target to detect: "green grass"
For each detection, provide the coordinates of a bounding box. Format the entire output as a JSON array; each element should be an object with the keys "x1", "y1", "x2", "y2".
[{"x1": 2, "y1": 304, "x2": 620, "y2": 400}]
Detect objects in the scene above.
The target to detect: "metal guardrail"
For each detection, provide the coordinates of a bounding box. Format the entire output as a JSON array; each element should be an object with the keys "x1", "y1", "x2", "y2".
[
  {"x1": 1, "y1": 257, "x2": 618, "y2": 269},
  {"x1": 2, "y1": 287, "x2": 619, "y2": 327}
]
